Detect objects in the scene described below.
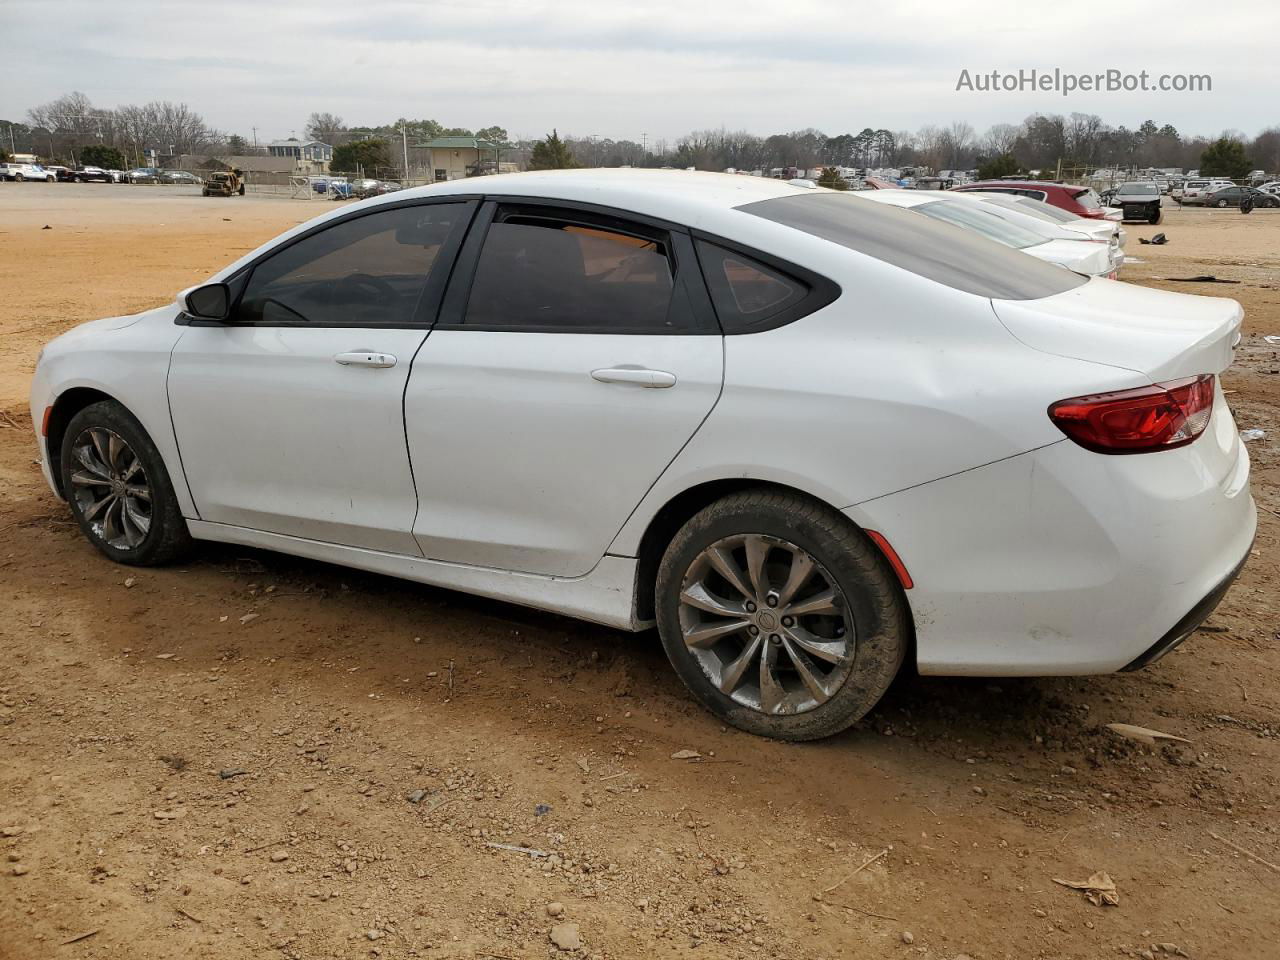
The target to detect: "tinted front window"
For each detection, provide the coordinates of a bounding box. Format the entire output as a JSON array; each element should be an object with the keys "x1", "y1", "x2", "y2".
[
  {"x1": 912, "y1": 199, "x2": 1046, "y2": 250},
  {"x1": 238, "y1": 204, "x2": 464, "y2": 326},
  {"x1": 1011, "y1": 197, "x2": 1076, "y2": 222},
  {"x1": 1120, "y1": 183, "x2": 1159, "y2": 195},
  {"x1": 463, "y1": 214, "x2": 683, "y2": 331},
  {"x1": 739, "y1": 193, "x2": 1086, "y2": 300}
]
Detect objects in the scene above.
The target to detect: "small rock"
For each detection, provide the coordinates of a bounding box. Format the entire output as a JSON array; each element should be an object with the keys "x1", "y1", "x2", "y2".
[
  {"x1": 12, "y1": 864, "x2": 29, "y2": 876},
  {"x1": 546, "y1": 901, "x2": 565, "y2": 918},
  {"x1": 972, "y1": 786, "x2": 985, "y2": 796},
  {"x1": 901, "y1": 931, "x2": 914, "y2": 944},
  {"x1": 534, "y1": 803, "x2": 552, "y2": 816},
  {"x1": 270, "y1": 850, "x2": 289, "y2": 863},
  {"x1": 366, "y1": 929, "x2": 384, "y2": 941},
  {"x1": 124, "y1": 577, "x2": 137, "y2": 588},
  {"x1": 219, "y1": 768, "x2": 248, "y2": 780},
  {"x1": 153, "y1": 809, "x2": 184, "y2": 820},
  {"x1": 550, "y1": 923, "x2": 581, "y2": 951},
  {"x1": 406, "y1": 789, "x2": 427, "y2": 804},
  {"x1": 670, "y1": 749, "x2": 701, "y2": 760},
  {"x1": 635, "y1": 898, "x2": 649, "y2": 911},
  {"x1": 239, "y1": 613, "x2": 258, "y2": 625},
  {"x1": 1033, "y1": 908, "x2": 1047, "y2": 918},
  {"x1": 1, "y1": 827, "x2": 21, "y2": 838}
]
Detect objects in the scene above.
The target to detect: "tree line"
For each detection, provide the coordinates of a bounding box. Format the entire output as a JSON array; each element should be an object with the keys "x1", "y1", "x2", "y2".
[{"x1": 5, "y1": 92, "x2": 1278, "y2": 179}]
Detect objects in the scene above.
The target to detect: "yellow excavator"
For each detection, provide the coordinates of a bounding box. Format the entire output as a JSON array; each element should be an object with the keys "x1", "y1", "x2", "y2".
[{"x1": 202, "y1": 168, "x2": 246, "y2": 197}]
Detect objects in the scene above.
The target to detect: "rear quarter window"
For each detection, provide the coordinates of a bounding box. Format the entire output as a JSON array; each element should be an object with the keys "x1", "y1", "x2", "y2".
[{"x1": 738, "y1": 193, "x2": 1086, "y2": 301}]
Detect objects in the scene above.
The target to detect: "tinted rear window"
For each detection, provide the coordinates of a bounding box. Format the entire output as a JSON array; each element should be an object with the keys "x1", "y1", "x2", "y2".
[{"x1": 738, "y1": 193, "x2": 1086, "y2": 300}]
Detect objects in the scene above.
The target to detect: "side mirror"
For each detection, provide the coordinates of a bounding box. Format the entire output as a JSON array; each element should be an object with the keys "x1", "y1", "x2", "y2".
[{"x1": 181, "y1": 282, "x2": 231, "y2": 321}]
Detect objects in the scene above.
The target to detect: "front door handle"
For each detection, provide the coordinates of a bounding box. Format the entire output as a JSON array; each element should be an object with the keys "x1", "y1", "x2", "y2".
[
  {"x1": 335, "y1": 351, "x2": 397, "y2": 368},
  {"x1": 590, "y1": 366, "x2": 677, "y2": 388}
]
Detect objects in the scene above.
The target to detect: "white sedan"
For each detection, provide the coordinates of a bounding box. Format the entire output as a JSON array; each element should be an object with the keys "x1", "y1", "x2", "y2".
[
  {"x1": 30, "y1": 170, "x2": 1255, "y2": 740},
  {"x1": 858, "y1": 188, "x2": 1122, "y2": 277},
  {"x1": 968, "y1": 191, "x2": 1126, "y2": 248}
]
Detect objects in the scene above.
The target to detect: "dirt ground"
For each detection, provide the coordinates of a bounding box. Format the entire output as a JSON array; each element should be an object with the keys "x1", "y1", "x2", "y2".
[{"x1": 1, "y1": 183, "x2": 1278, "y2": 960}]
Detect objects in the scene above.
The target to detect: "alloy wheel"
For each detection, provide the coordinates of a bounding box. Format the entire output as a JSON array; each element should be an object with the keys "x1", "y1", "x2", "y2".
[
  {"x1": 69, "y1": 427, "x2": 153, "y2": 550},
  {"x1": 677, "y1": 534, "x2": 855, "y2": 716}
]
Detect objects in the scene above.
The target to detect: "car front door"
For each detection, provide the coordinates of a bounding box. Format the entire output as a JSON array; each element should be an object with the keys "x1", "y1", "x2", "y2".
[
  {"x1": 404, "y1": 200, "x2": 724, "y2": 578},
  {"x1": 168, "y1": 199, "x2": 475, "y2": 553}
]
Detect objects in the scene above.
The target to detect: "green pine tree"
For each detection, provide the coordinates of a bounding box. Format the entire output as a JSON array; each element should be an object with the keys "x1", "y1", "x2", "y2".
[{"x1": 528, "y1": 130, "x2": 578, "y2": 170}]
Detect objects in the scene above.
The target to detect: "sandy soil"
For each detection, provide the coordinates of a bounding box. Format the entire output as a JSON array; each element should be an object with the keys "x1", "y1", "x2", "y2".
[{"x1": 1, "y1": 184, "x2": 1278, "y2": 960}]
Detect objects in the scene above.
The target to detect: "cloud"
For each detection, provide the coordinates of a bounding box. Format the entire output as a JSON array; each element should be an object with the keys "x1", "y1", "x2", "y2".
[{"x1": 2, "y1": 0, "x2": 1276, "y2": 141}]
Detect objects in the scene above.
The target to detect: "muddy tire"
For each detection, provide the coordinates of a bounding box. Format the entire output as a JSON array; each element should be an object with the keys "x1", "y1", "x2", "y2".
[
  {"x1": 655, "y1": 489, "x2": 909, "y2": 741},
  {"x1": 59, "y1": 400, "x2": 192, "y2": 567}
]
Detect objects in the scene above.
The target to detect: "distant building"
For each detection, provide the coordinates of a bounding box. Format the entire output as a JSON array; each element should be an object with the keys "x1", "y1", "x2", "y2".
[
  {"x1": 266, "y1": 139, "x2": 333, "y2": 173},
  {"x1": 168, "y1": 154, "x2": 297, "y2": 184},
  {"x1": 421, "y1": 137, "x2": 506, "y2": 181}
]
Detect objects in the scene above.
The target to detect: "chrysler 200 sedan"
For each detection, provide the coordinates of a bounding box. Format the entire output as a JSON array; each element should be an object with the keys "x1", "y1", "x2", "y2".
[{"x1": 30, "y1": 170, "x2": 1256, "y2": 741}]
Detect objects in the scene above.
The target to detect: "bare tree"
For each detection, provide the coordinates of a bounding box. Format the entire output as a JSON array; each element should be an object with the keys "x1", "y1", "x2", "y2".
[
  {"x1": 981, "y1": 123, "x2": 1020, "y2": 157},
  {"x1": 305, "y1": 112, "x2": 346, "y2": 144}
]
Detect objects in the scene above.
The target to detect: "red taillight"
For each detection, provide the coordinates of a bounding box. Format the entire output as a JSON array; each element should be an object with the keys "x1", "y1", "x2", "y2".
[{"x1": 1049, "y1": 375, "x2": 1215, "y2": 454}]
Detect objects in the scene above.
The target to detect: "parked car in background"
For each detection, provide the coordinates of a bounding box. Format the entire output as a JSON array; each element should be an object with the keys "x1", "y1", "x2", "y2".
[
  {"x1": 29, "y1": 170, "x2": 1254, "y2": 741},
  {"x1": 952, "y1": 180, "x2": 1108, "y2": 219},
  {"x1": 1202, "y1": 186, "x2": 1280, "y2": 209},
  {"x1": 1108, "y1": 182, "x2": 1163, "y2": 224},
  {"x1": 861, "y1": 189, "x2": 1122, "y2": 277},
  {"x1": 1256, "y1": 181, "x2": 1280, "y2": 197},
  {"x1": 969, "y1": 191, "x2": 1126, "y2": 247},
  {"x1": 1, "y1": 162, "x2": 56, "y2": 182},
  {"x1": 76, "y1": 166, "x2": 115, "y2": 183},
  {"x1": 124, "y1": 167, "x2": 161, "y2": 184},
  {"x1": 46, "y1": 165, "x2": 77, "y2": 182},
  {"x1": 159, "y1": 170, "x2": 201, "y2": 185},
  {"x1": 1179, "y1": 179, "x2": 1235, "y2": 205}
]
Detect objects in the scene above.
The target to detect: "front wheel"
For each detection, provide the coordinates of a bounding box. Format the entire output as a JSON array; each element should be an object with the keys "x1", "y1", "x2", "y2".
[
  {"x1": 13, "y1": 173, "x2": 24, "y2": 182},
  {"x1": 1217, "y1": 199, "x2": 1229, "y2": 208},
  {"x1": 59, "y1": 401, "x2": 192, "y2": 566},
  {"x1": 1149, "y1": 208, "x2": 1162, "y2": 224},
  {"x1": 655, "y1": 490, "x2": 909, "y2": 741}
]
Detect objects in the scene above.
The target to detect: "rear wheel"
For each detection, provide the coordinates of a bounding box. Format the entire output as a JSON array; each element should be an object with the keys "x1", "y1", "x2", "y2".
[
  {"x1": 59, "y1": 401, "x2": 192, "y2": 566},
  {"x1": 13, "y1": 173, "x2": 23, "y2": 182},
  {"x1": 655, "y1": 490, "x2": 908, "y2": 741},
  {"x1": 1217, "y1": 199, "x2": 1229, "y2": 208}
]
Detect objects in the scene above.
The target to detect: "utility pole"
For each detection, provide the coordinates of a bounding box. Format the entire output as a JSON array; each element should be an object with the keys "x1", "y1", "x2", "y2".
[
  {"x1": 641, "y1": 132, "x2": 647, "y2": 165},
  {"x1": 251, "y1": 126, "x2": 258, "y2": 149},
  {"x1": 401, "y1": 123, "x2": 409, "y2": 180}
]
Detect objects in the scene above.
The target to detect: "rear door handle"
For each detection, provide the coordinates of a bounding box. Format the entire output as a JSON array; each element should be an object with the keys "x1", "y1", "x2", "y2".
[
  {"x1": 590, "y1": 366, "x2": 677, "y2": 388},
  {"x1": 334, "y1": 351, "x2": 397, "y2": 368}
]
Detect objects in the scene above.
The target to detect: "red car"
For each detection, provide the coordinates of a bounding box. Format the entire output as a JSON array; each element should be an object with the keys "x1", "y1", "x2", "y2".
[{"x1": 952, "y1": 180, "x2": 1109, "y2": 219}]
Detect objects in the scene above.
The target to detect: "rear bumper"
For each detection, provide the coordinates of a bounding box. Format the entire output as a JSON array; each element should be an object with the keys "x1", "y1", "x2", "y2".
[
  {"x1": 846, "y1": 392, "x2": 1256, "y2": 676},
  {"x1": 1120, "y1": 540, "x2": 1251, "y2": 671}
]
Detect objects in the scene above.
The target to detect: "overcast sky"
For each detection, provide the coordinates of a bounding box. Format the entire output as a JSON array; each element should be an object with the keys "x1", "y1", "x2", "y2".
[{"x1": 3, "y1": 0, "x2": 1277, "y2": 143}]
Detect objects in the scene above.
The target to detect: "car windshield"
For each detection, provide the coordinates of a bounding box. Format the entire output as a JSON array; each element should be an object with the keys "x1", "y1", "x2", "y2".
[
  {"x1": 1120, "y1": 183, "x2": 1158, "y2": 195},
  {"x1": 911, "y1": 199, "x2": 1047, "y2": 250},
  {"x1": 1072, "y1": 188, "x2": 1103, "y2": 210},
  {"x1": 738, "y1": 193, "x2": 1086, "y2": 300},
  {"x1": 975, "y1": 193, "x2": 1074, "y2": 224}
]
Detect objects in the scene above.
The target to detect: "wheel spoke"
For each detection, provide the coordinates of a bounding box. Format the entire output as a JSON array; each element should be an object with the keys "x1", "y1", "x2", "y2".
[
  {"x1": 82, "y1": 493, "x2": 115, "y2": 523},
  {"x1": 758, "y1": 642, "x2": 786, "y2": 714},
  {"x1": 75, "y1": 445, "x2": 111, "y2": 479},
  {"x1": 786, "y1": 587, "x2": 840, "y2": 618},
  {"x1": 717, "y1": 635, "x2": 763, "y2": 694},
  {"x1": 89, "y1": 429, "x2": 113, "y2": 471},
  {"x1": 706, "y1": 545, "x2": 753, "y2": 600},
  {"x1": 122, "y1": 458, "x2": 144, "y2": 482},
  {"x1": 107, "y1": 433, "x2": 125, "y2": 472},
  {"x1": 782, "y1": 637, "x2": 836, "y2": 703},
  {"x1": 681, "y1": 581, "x2": 747, "y2": 618},
  {"x1": 744, "y1": 535, "x2": 770, "y2": 598},
  {"x1": 122, "y1": 498, "x2": 151, "y2": 541},
  {"x1": 684, "y1": 617, "x2": 751, "y2": 649},
  {"x1": 125, "y1": 484, "x2": 152, "y2": 502},
  {"x1": 101, "y1": 497, "x2": 124, "y2": 543},
  {"x1": 776, "y1": 551, "x2": 815, "y2": 607},
  {"x1": 784, "y1": 625, "x2": 849, "y2": 665},
  {"x1": 71, "y1": 470, "x2": 111, "y2": 488}
]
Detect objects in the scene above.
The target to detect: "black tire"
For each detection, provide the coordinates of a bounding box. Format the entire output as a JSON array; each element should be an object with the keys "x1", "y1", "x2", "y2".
[
  {"x1": 13, "y1": 173, "x2": 23, "y2": 182},
  {"x1": 1217, "y1": 199, "x2": 1229, "y2": 208},
  {"x1": 655, "y1": 489, "x2": 909, "y2": 741},
  {"x1": 59, "y1": 400, "x2": 192, "y2": 566},
  {"x1": 1149, "y1": 208, "x2": 1162, "y2": 225}
]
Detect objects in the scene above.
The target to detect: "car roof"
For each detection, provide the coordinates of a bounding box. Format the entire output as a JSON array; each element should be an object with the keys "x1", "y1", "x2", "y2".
[
  {"x1": 959, "y1": 181, "x2": 1080, "y2": 194},
  {"x1": 383, "y1": 169, "x2": 815, "y2": 225}
]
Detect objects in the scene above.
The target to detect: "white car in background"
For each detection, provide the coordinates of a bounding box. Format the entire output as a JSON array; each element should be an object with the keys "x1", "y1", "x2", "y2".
[
  {"x1": 1180, "y1": 179, "x2": 1235, "y2": 205},
  {"x1": 858, "y1": 189, "x2": 1122, "y2": 277},
  {"x1": 29, "y1": 170, "x2": 1254, "y2": 741},
  {"x1": 0, "y1": 162, "x2": 55, "y2": 182},
  {"x1": 968, "y1": 191, "x2": 1126, "y2": 247}
]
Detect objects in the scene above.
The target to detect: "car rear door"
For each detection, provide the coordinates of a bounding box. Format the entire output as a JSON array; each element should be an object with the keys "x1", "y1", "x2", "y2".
[
  {"x1": 403, "y1": 199, "x2": 724, "y2": 578},
  {"x1": 168, "y1": 198, "x2": 475, "y2": 554}
]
